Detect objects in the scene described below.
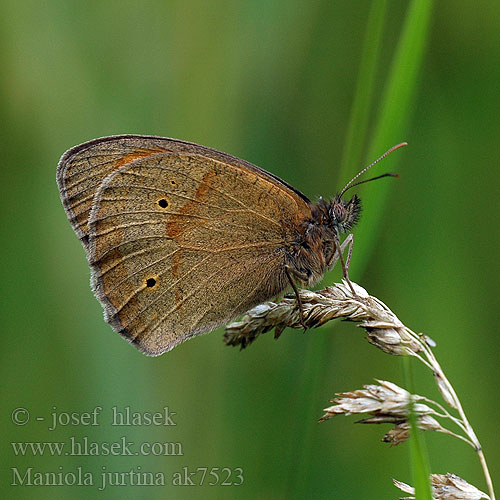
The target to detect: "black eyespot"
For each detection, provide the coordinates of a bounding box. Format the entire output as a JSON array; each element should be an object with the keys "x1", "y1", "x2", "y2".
[
  {"x1": 170, "y1": 180, "x2": 176, "y2": 186},
  {"x1": 146, "y1": 278, "x2": 156, "y2": 287},
  {"x1": 158, "y1": 198, "x2": 168, "y2": 208}
]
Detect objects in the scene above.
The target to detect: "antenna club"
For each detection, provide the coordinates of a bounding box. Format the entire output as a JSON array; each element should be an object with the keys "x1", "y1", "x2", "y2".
[{"x1": 388, "y1": 142, "x2": 408, "y2": 153}]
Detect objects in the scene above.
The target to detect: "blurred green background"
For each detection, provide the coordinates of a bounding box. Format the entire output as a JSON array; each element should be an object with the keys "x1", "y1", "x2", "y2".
[{"x1": 1, "y1": 1, "x2": 499, "y2": 498}]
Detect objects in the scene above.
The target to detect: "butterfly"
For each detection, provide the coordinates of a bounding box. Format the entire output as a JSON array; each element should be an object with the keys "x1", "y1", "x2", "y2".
[{"x1": 57, "y1": 134, "x2": 405, "y2": 355}]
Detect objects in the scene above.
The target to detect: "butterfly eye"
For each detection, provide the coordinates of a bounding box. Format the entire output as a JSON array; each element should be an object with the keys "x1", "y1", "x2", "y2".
[{"x1": 333, "y1": 203, "x2": 345, "y2": 222}]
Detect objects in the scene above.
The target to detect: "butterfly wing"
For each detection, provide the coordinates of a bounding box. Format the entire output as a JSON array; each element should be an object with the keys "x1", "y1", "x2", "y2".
[{"x1": 58, "y1": 136, "x2": 313, "y2": 355}]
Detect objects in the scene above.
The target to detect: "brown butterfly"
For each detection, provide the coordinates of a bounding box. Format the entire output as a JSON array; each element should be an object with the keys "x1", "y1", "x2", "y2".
[{"x1": 57, "y1": 135, "x2": 405, "y2": 356}]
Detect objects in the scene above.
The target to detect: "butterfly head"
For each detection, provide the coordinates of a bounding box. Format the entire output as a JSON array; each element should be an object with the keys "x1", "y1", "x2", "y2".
[{"x1": 329, "y1": 194, "x2": 362, "y2": 234}]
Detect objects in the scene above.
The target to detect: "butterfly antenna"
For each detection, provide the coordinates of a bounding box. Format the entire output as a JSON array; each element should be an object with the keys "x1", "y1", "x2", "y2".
[{"x1": 339, "y1": 142, "x2": 407, "y2": 198}]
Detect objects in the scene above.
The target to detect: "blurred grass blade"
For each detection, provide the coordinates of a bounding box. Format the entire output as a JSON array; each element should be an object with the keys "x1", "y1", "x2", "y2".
[
  {"x1": 287, "y1": 6, "x2": 389, "y2": 498},
  {"x1": 339, "y1": 0, "x2": 388, "y2": 183},
  {"x1": 403, "y1": 356, "x2": 433, "y2": 500},
  {"x1": 351, "y1": 0, "x2": 434, "y2": 274}
]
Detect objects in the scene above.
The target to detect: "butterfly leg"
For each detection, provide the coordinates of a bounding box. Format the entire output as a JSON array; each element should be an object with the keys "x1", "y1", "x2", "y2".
[
  {"x1": 345, "y1": 233, "x2": 354, "y2": 270},
  {"x1": 327, "y1": 233, "x2": 354, "y2": 270},
  {"x1": 333, "y1": 234, "x2": 357, "y2": 296},
  {"x1": 284, "y1": 265, "x2": 308, "y2": 329}
]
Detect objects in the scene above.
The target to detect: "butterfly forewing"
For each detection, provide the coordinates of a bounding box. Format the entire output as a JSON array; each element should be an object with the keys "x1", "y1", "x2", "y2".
[
  {"x1": 58, "y1": 136, "x2": 313, "y2": 355},
  {"x1": 57, "y1": 135, "x2": 312, "y2": 251}
]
